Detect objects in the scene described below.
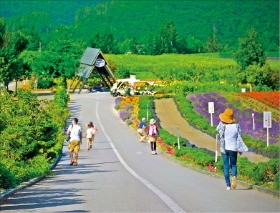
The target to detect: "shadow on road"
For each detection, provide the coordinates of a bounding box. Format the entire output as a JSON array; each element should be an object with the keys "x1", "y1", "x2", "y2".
[
  {"x1": 0, "y1": 151, "x2": 118, "y2": 212},
  {"x1": 0, "y1": 187, "x2": 86, "y2": 212},
  {"x1": 67, "y1": 100, "x2": 82, "y2": 121}
]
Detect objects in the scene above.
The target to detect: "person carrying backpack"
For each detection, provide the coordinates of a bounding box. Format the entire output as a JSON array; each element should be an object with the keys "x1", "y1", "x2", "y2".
[{"x1": 147, "y1": 118, "x2": 159, "y2": 155}]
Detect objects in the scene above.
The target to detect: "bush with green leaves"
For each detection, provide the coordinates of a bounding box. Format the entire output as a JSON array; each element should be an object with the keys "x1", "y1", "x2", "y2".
[
  {"x1": 0, "y1": 88, "x2": 69, "y2": 190},
  {"x1": 37, "y1": 77, "x2": 54, "y2": 89},
  {"x1": 0, "y1": 162, "x2": 16, "y2": 189},
  {"x1": 138, "y1": 95, "x2": 153, "y2": 121}
]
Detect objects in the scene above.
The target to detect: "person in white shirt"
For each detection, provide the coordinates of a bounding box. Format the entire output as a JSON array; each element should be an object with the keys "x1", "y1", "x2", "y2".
[
  {"x1": 216, "y1": 108, "x2": 241, "y2": 190},
  {"x1": 67, "y1": 118, "x2": 82, "y2": 166},
  {"x1": 85, "y1": 123, "x2": 97, "y2": 150}
]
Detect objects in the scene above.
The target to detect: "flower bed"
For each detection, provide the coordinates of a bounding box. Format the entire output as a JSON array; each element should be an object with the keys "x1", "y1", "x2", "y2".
[
  {"x1": 187, "y1": 92, "x2": 279, "y2": 145},
  {"x1": 115, "y1": 95, "x2": 279, "y2": 191},
  {"x1": 238, "y1": 92, "x2": 279, "y2": 109},
  {"x1": 114, "y1": 96, "x2": 140, "y2": 129}
]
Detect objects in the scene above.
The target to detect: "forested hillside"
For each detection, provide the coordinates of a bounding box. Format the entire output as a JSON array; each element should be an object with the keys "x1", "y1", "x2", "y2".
[
  {"x1": 0, "y1": 0, "x2": 278, "y2": 53},
  {"x1": 73, "y1": 0, "x2": 279, "y2": 51}
]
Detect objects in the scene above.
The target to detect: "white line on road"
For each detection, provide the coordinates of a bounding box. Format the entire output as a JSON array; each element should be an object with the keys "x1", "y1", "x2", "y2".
[{"x1": 95, "y1": 102, "x2": 186, "y2": 213}]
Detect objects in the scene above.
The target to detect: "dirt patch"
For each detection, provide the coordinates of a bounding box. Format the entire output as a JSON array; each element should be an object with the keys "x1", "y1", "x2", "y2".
[{"x1": 154, "y1": 98, "x2": 269, "y2": 163}]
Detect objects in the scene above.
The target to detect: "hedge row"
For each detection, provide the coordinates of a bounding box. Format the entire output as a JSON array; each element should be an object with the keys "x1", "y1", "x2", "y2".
[{"x1": 0, "y1": 87, "x2": 69, "y2": 190}]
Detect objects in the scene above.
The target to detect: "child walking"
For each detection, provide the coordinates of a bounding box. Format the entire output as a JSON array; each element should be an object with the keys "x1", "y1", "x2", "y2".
[{"x1": 86, "y1": 123, "x2": 97, "y2": 150}]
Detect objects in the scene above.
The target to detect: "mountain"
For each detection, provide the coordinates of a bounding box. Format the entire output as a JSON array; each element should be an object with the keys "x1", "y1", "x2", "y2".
[
  {"x1": 1, "y1": 0, "x2": 279, "y2": 52},
  {"x1": 72, "y1": 0, "x2": 279, "y2": 51}
]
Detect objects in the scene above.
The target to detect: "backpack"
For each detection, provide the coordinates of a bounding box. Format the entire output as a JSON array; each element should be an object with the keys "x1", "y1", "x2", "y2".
[{"x1": 148, "y1": 124, "x2": 158, "y2": 136}]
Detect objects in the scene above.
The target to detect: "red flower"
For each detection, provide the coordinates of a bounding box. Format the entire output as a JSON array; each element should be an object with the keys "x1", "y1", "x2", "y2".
[{"x1": 238, "y1": 92, "x2": 279, "y2": 109}]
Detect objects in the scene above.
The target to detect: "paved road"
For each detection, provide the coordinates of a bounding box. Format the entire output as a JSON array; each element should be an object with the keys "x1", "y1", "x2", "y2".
[{"x1": 1, "y1": 93, "x2": 279, "y2": 212}]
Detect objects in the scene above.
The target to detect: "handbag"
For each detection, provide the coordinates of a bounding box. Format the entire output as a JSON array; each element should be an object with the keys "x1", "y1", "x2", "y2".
[{"x1": 66, "y1": 135, "x2": 71, "y2": 142}]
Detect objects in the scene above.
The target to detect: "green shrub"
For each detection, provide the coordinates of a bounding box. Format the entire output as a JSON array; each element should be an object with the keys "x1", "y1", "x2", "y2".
[
  {"x1": 37, "y1": 78, "x2": 54, "y2": 89},
  {"x1": 0, "y1": 162, "x2": 16, "y2": 189},
  {"x1": 0, "y1": 89, "x2": 67, "y2": 191},
  {"x1": 53, "y1": 87, "x2": 69, "y2": 108},
  {"x1": 159, "y1": 129, "x2": 178, "y2": 146},
  {"x1": 274, "y1": 172, "x2": 279, "y2": 190},
  {"x1": 193, "y1": 150, "x2": 214, "y2": 167},
  {"x1": 138, "y1": 95, "x2": 153, "y2": 121}
]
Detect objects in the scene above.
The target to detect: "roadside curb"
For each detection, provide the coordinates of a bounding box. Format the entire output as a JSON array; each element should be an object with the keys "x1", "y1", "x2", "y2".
[{"x1": 0, "y1": 150, "x2": 63, "y2": 205}]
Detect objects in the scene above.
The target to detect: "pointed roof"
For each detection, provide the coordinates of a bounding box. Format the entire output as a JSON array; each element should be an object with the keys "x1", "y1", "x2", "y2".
[
  {"x1": 76, "y1": 47, "x2": 112, "y2": 79},
  {"x1": 80, "y1": 47, "x2": 100, "y2": 66}
]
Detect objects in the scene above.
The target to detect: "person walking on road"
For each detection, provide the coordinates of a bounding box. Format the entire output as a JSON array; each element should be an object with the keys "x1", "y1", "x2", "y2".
[
  {"x1": 67, "y1": 118, "x2": 82, "y2": 166},
  {"x1": 86, "y1": 122, "x2": 97, "y2": 150},
  {"x1": 137, "y1": 118, "x2": 147, "y2": 143},
  {"x1": 147, "y1": 118, "x2": 159, "y2": 155},
  {"x1": 216, "y1": 108, "x2": 242, "y2": 190}
]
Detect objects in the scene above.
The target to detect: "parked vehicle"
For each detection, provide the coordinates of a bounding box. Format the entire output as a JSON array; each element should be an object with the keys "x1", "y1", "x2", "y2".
[{"x1": 110, "y1": 76, "x2": 156, "y2": 97}]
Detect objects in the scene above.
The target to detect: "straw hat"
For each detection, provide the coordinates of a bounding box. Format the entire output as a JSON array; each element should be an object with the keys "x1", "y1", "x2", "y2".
[
  {"x1": 219, "y1": 108, "x2": 237, "y2": 124},
  {"x1": 150, "y1": 118, "x2": 156, "y2": 124}
]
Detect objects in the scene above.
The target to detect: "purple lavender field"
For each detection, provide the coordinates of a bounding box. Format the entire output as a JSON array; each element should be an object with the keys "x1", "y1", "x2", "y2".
[{"x1": 187, "y1": 93, "x2": 279, "y2": 144}]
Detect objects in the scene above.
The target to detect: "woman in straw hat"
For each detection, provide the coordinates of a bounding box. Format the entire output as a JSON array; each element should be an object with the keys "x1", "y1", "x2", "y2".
[
  {"x1": 216, "y1": 108, "x2": 242, "y2": 190},
  {"x1": 147, "y1": 118, "x2": 159, "y2": 155}
]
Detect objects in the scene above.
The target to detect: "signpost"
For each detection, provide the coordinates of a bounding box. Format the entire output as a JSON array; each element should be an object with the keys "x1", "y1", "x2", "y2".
[
  {"x1": 146, "y1": 103, "x2": 149, "y2": 121},
  {"x1": 208, "y1": 102, "x2": 214, "y2": 127},
  {"x1": 252, "y1": 113, "x2": 255, "y2": 130},
  {"x1": 176, "y1": 126, "x2": 181, "y2": 150},
  {"x1": 263, "y1": 111, "x2": 272, "y2": 146}
]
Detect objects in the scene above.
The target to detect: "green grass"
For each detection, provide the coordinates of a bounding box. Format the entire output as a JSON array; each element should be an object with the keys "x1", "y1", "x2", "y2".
[
  {"x1": 267, "y1": 59, "x2": 280, "y2": 70},
  {"x1": 105, "y1": 53, "x2": 279, "y2": 85},
  {"x1": 105, "y1": 53, "x2": 239, "y2": 80}
]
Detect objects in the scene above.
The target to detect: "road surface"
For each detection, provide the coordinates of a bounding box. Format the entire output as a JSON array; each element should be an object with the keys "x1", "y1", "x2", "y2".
[{"x1": 0, "y1": 92, "x2": 279, "y2": 212}]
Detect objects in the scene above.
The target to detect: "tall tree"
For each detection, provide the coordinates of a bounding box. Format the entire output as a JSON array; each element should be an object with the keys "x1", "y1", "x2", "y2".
[
  {"x1": 89, "y1": 32, "x2": 117, "y2": 54},
  {"x1": 205, "y1": 33, "x2": 222, "y2": 53},
  {"x1": 238, "y1": 64, "x2": 279, "y2": 91},
  {"x1": 0, "y1": 18, "x2": 5, "y2": 48},
  {"x1": 0, "y1": 25, "x2": 29, "y2": 91},
  {"x1": 154, "y1": 21, "x2": 178, "y2": 54},
  {"x1": 235, "y1": 28, "x2": 266, "y2": 70},
  {"x1": 33, "y1": 26, "x2": 84, "y2": 88}
]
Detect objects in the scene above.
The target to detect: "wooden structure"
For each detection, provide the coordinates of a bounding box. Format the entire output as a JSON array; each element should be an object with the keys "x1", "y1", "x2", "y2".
[{"x1": 72, "y1": 47, "x2": 115, "y2": 93}]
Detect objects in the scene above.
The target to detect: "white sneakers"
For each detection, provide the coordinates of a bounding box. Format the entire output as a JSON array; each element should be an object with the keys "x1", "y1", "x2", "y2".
[
  {"x1": 231, "y1": 176, "x2": 237, "y2": 189},
  {"x1": 226, "y1": 176, "x2": 237, "y2": 190}
]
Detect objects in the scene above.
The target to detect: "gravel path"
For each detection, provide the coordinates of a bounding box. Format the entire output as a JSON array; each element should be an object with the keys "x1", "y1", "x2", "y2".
[{"x1": 154, "y1": 98, "x2": 270, "y2": 163}]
